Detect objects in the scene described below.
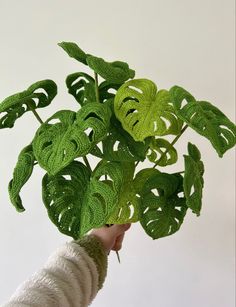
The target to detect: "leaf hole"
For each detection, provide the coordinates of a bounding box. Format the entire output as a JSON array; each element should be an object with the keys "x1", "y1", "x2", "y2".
[
  {"x1": 108, "y1": 88, "x2": 116, "y2": 94},
  {"x1": 181, "y1": 99, "x2": 188, "y2": 108},
  {"x1": 48, "y1": 118, "x2": 61, "y2": 125},
  {"x1": 151, "y1": 189, "x2": 160, "y2": 196},
  {"x1": 178, "y1": 191, "x2": 184, "y2": 198},
  {"x1": 113, "y1": 140, "x2": 120, "y2": 151},
  {"x1": 84, "y1": 112, "x2": 103, "y2": 121},
  {"x1": 160, "y1": 116, "x2": 171, "y2": 130},
  {"x1": 128, "y1": 85, "x2": 143, "y2": 94},
  {"x1": 123, "y1": 96, "x2": 139, "y2": 103},
  {"x1": 62, "y1": 175, "x2": 72, "y2": 180},
  {"x1": 42, "y1": 141, "x2": 52, "y2": 150},
  {"x1": 84, "y1": 127, "x2": 94, "y2": 141}
]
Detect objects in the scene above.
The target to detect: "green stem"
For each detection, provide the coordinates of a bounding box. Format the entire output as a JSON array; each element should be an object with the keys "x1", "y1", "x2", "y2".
[
  {"x1": 28, "y1": 104, "x2": 44, "y2": 124},
  {"x1": 83, "y1": 156, "x2": 92, "y2": 172},
  {"x1": 153, "y1": 124, "x2": 188, "y2": 168},
  {"x1": 94, "y1": 72, "x2": 100, "y2": 103},
  {"x1": 135, "y1": 161, "x2": 140, "y2": 167}
]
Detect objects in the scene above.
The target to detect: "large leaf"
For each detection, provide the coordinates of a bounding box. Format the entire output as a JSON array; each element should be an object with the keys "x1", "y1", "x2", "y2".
[
  {"x1": 147, "y1": 138, "x2": 178, "y2": 166},
  {"x1": 58, "y1": 42, "x2": 87, "y2": 65},
  {"x1": 86, "y1": 55, "x2": 135, "y2": 84},
  {"x1": 0, "y1": 80, "x2": 57, "y2": 129},
  {"x1": 170, "y1": 86, "x2": 236, "y2": 157},
  {"x1": 8, "y1": 145, "x2": 35, "y2": 212},
  {"x1": 183, "y1": 143, "x2": 204, "y2": 216},
  {"x1": 42, "y1": 160, "x2": 124, "y2": 239},
  {"x1": 138, "y1": 172, "x2": 187, "y2": 239},
  {"x1": 66, "y1": 72, "x2": 96, "y2": 105},
  {"x1": 42, "y1": 161, "x2": 91, "y2": 239},
  {"x1": 33, "y1": 102, "x2": 111, "y2": 175},
  {"x1": 107, "y1": 162, "x2": 139, "y2": 224},
  {"x1": 114, "y1": 79, "x2": 183, "y2": 141}
]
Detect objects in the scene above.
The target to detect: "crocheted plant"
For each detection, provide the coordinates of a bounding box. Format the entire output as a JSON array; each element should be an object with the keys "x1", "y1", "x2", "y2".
[{"x1": 1, "y1": 42, "x2": 236, "y2": 241}]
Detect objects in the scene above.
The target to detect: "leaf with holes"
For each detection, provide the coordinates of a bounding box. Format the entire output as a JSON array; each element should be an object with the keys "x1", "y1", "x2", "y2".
[
  {"x1": 81, "y1": 160, "x2": 124, "y2": 236},
  {"x1": 86, "y1": 55, "x2": 135, "y2": 84},
  {"x1": 58, "y1": 42, "x2": 87, "y2": 65},
  {"x1": 183, "y1": 142, "x2": 204, "y2": 216},
  {"x1": 42, "y1": 161, "x2": 91, "y2": 239},
  {"x1": 99, "y1": 81, "x2": 122, "y2": 103},
  {"x1": 0, "y1": 80, "x2": 57, "y2": 129},
  {"x1": 114, "y1": 79, "x2": 183, "y2": 141},
  {"x1": 107, "y1": 162, "x2": 139, "y2": 224},
  {"x1": 8, "y1": 144, "x2": 35, "y2": 212},
  {"x1": 66, "y1": 72, "x2": 96, "y2": 105},
  {"x1": 147, "y1": 138, "x2": 178, "y2": 166},
  {"x1": 33, "y1": 102, "x2": 111, "y2": 175},
  {"x1": 139, "y1": 172, "x2": 187, "y2": 239},
  {"x1": 133, "y1": 168, "x2": 160, "y2": 195},
  {"x1": 170, "y1": 86, "x2": 236, "y2": 157}
]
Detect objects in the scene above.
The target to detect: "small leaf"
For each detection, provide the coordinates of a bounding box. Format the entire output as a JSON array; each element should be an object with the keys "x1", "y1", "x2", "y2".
[
  {"x1": 0, "y1": 80, "x2": 57, "y2": 129},
  {"x1": 66, "y1": 72, "x2": 96, "y2": 105},
  {"x1": 99, "y1": 81, "x2": 122, "y2": 103},
  {"x1": 170, "y1": 86, "x2": 236, "y2": 157},
  {"x1": 147, "y1": 138, "x2": 178, "y2": 166},
  {"x1": 107, "y1": 162, "x2": 139, "y2": 224},
  {"x1": 8, "y1": 145, "x2": 35, "y2": 212},
  {"x1": 33, "y1": 102, "x2": 111, "y2": 175},
  {"x1": 42, "y1": 161, "x2": 91, "y2": 239},
  {"x1": 114, "y1": 79, "x2": 183, "y2": 141},
  {"x1": 139, "y1": 172, "x2": 187, "y2": 239},
  {"x1": 183, "y1": 142, "x2": 204, "y2": 216},
  {"x1": 58, "y1": 42, "x2": 87, "y2": 65},
  {"x1": 86, "y1": 55, "x2": 135, "y2": 84}
]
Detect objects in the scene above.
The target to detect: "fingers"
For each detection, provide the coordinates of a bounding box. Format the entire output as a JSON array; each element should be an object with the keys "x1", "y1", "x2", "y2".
[
  {"x1": 109, "y1": 223, "x2": 131, "y2": 236},
  {"x1": 112, "y1": 233, "x2": 125, "y2": 251}
]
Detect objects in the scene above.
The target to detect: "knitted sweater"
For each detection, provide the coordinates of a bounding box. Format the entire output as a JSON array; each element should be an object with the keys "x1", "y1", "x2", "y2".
[{"x1": 2, "y1": 235, "x2": 108, "y2": 307}]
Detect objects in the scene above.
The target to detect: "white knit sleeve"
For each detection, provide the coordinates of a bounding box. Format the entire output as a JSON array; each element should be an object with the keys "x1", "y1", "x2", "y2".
[{"x1": 2, "y1": 236, "x2": 108, "y2": 307}]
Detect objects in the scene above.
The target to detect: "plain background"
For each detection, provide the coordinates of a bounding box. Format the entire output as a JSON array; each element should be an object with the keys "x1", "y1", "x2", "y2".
[{"x1": 0, "y1": 1, "x2": 235, "y2": 306}]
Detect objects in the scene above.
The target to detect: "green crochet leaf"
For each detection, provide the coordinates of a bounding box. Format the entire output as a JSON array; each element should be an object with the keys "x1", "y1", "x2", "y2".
[
  {"x1": 42, "y1": 161, "x2": 91, "y2": 239},
  {"x1": 103, "y1": 117, "x2": 149, "y2": 162},
  {"x1": 81, "y1": 160, "x2": 123, "y2": 236},
  {"x1": 99, "y1": 81, "x2": 122, "y2": 103},
  {"x1": 139, "y1": 172, "x2": 187, "y2": 239},
  {"x1": 133, "y1": 168, "x2": 160, "y2": 195},
  {"x1": 0, "y1": 80, "x2": 57, "y2": 129},
  {"x1": 114, "y1": 79, "x2": 183, "y2": 141},
  {"x1": 147, "y1": 138, "x2": 178, "y2": 166},
  {"x1": 86, "y1": 55, "x2": 135, "y2": 84},
  {"x1": 58, "y1": 42, "x2": 87, "y2": 65},
  {"x1": 107, "y1": 162, "x2": 139, "y2": 224},
  {"x1": 183, "y1": 142, "x2": 204, "y2": 216},
  {"x1": 66, "y1": 72, "x2": 96, "y2": 105},
  {"x1": 170, "y1": 86, "x2": 236, "y2": 157},
  {"x1": 33, "y1": 102, "x2": 111, "y2": 175},
  {"x1": 8, "y1": 145, "x2": 35, "y2": 212}
]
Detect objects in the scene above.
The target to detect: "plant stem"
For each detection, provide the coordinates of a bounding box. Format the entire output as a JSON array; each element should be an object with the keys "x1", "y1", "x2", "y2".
[
  {"x1": 28, "y1": 104, "x2": 44, "y2": 124},
  {"x1": 153, "y1": 124, "x2": 188, "y2": 168},
  {"x1": 94, "y1": 72, "x2": 100, "y2": 103},
  {"x1": 135, "y1": 161, "x2": 140, "y2": 167},
  {"x1": 83, "y1": 156, "x2": 92, "y2": 172}
]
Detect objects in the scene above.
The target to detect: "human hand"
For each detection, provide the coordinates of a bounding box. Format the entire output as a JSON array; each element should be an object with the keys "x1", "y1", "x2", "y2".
[{"x1": 90, "y1": 224, "x2": 131, "y2": 254}]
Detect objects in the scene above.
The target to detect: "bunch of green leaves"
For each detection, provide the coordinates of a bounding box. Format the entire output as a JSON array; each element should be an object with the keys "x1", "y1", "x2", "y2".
[{"x1": 1, "y1": 42, "x2": 235, "y2": 241}]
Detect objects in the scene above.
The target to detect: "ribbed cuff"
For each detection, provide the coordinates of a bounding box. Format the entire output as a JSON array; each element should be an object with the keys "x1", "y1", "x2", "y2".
[{"x1": 74, "y1": 235, "x2": 108, "y2": 290}]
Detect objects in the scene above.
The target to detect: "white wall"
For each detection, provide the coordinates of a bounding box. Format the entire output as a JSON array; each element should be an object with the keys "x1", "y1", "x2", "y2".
[{"x1": 0, "y1": 1, "x2": 235, "y2": 306}]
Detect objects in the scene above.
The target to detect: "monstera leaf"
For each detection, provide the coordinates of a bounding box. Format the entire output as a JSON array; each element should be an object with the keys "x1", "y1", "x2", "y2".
[
  {"x1": 114, "y1": 79, "x2": 183, "y2": 141},
  {"x1": 42, "y1": 161, "x2": 91, "y2": 239},
  {"x1": 99, "y1": 81, "x2": 122, "y2": 103},
  {"x1": 58, "y1": 42, "x2": 87, "y2": 65},
  {"x1": 86, "y1": 55, "x2": 135, "y2": 84},
  {"x1": 66, "y1": 72, "x2": 96, "y2": 105},
  {"x1": 42, "y1": 160, "x2": 123, "y2": 239},
  {"x1": 183, "y1": 143, "x2": 204, "y2": 216},
  {"x1": 8, "y1": 145, "x2": 35, "y2": 212},
  {"x1": 0, "y1": 80, "x2": 57, "y2": 129},
  {"x1": 33, "y1": 102, "x2": 111, "y2": 175},
  {"x1": 138, "y1": 172, "x2": 187, "y2": 239},
  {"x1": 147, "y1": 138, "x2": 178, "y2": 166},
  {"x1": 170, "y1": 86, "x2": 236, "y2": 157},
  {"x1": 107, "y1": 162, "x2": 139, "y2": 224}
]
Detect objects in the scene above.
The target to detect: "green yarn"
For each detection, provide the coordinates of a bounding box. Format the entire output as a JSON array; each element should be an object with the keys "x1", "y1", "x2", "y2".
[
  {"x1": 183, "y1": 143, "x2": 204, "y2": 216},
  {"x1": 114, "y1": 79, "x2": 183, "y2": 142},
  {"x1": 8, "y1": 145, "x2": 35, "y2": 212},
  {"x1": 170, "y1": 85, "x2": 236, "y2": 157},
  {"x1": 2, "y1": 41, "x2": 235, "y2": 241},
  {"x1": 33, "y1": 102, "x2": 112, "y2": 175},
  {"x1": 147, "y1": 138, "x2": 178, "y2": 167},
  {"x1": 0, "y1": 80, "x2": 57, "y2": 128}
]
